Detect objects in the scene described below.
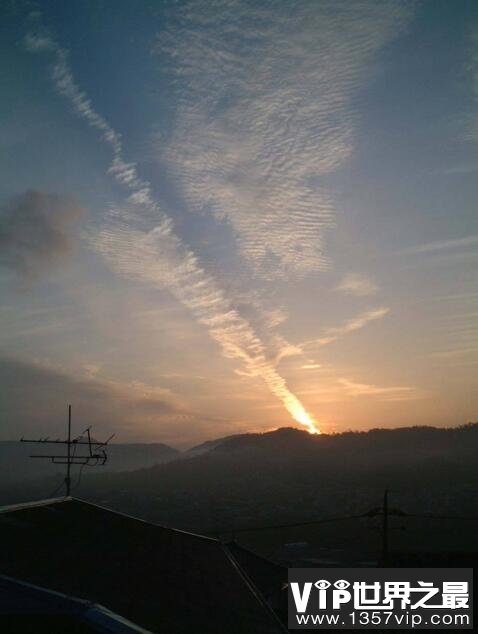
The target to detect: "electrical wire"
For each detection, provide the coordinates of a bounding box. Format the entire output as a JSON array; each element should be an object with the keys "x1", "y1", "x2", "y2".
[
  {"x1": 403, "y1": 512, "x2": 478, "y2": 521},
  {"x1": 47, "y1": 478, "x2": 66, "y2": 499},
  {"x1": 71, "y1": 462, "x2": 87, "y2": 492},
  {"x1": 206, "y1": 512, "x2": 370, "y2": 535},
  {"x1": 206, "y1": 509, "x2": 478, "y2": 536}
]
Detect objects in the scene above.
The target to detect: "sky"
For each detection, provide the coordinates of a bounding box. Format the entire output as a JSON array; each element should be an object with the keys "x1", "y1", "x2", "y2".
[{"x1": 1, "y1": 0, "x2": 477, "y2": 447}]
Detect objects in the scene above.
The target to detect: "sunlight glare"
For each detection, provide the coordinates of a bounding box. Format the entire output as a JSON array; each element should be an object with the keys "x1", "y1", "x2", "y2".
[{"x1": 292, "y1": 405, "x2": 320, "y2": 435}]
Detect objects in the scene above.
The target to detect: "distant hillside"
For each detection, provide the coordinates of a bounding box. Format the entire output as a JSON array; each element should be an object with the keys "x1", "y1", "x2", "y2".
[
  {"x1": 3, "y1": 424, "x2": 478, "y2": 557},
  {"x1": 0, "y1": 441, "x2": 179, "y2": 483},
  {"x1": 185, "y1": 432, "x2": 260, "y2": 456},
  {"x1": 188, "y1": 423, "x2": 478, "y2": 461},
  {"x1": 72, "y1": 423, "x2": 478, "y2": 532}
]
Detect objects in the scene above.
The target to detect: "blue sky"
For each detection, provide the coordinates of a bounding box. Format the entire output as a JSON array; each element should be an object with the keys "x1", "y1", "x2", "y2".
[{"x1": 1, "y1": 0, "x2": 477, "y2": 446}]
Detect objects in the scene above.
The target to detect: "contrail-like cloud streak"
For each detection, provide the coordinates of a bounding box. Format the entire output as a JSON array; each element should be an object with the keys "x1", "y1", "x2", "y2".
[
  {"x1": 25, "y1": 31, "x2": 319, "y2": 434},
  {"x1": 302, "y1": 307, "x2": 390, "y2": 348}
]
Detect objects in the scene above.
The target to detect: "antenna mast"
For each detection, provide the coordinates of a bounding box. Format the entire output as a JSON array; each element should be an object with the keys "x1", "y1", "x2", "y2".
[{"x1": 21, "y1": 404, "x2": 114, "y2": 496}]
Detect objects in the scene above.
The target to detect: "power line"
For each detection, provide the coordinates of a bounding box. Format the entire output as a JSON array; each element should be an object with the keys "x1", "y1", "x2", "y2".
[
  {"x1": 206, "y1": 499, "x2": 478, "y2": 538},
  {"x1": 206, "y1": 512, "x2": 370, "y2": 536},
  {"x1": 71, "y1": 462, "x2": 87, "y2": 492},
  {"x1": 48, "y1": 479, "x2": 67, "y2": 499},
  {"x1": 404, "y1": 512, "x2": 478, "y2": 521}
]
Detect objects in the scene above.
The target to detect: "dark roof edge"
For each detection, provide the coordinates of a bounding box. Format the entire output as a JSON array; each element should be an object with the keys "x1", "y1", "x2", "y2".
[
  {"x1": 71, "y1": 496, "x2": 219, "y2": 543},
  {"x1": 0, "y1": 495, "x2": 217, "y2": 543},
  {"x1": 227, "y1": 539, "x2": 286, "y2": 570},
  {"x1": 222, "y1": 544, "x2": 288, "y2": 634},
  {"x1": 0, "y1": 496, "x2": 72, "y2": 514}
]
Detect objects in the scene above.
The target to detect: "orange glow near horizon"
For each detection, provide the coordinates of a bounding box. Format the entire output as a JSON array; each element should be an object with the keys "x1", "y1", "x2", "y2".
[{"x1": 291, "y1": 404, "x2": 320, "y2": 435}]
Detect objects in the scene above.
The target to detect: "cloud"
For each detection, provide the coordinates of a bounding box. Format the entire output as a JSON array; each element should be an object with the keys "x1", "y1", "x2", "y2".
[
  {"x1": 93, "y1": 218, "x2": 318, "y2": 432},
  {"x1": 154, "y1": 0, "x2": 411, "y2": 280},
  {"x1": 431, "y1": 163, "x2": 478, "y2": 175},
  {"x1": 0, "y1": 190, "x2": 83, "y2": 279},
  {"x1": 337, "y1": 378, "x2": 418, "y2": 401},
  {"x1": 396, "y1": 235, "x2": 478, "y2": 256},
  {"x1": 427, "y1": 306, "x2": 478, "y2": 366},
  {"x1": 296, "y1": 374, "x2": 421, "y2": 404},
  {"x1": 336, "y1": 273, "x2": 378, "y2": 296},
  {"x1": 429, "y1": 347, "x2": 478, "y2": 359},
  {"x1": 303, "y1": 307, "x2": 389, "y2": 348},
  {"x1": 0, "y1": 355, "x2": 187, "y2": 440},
  {"x1": 26, "y1": 28, "x2": 319, "y2": 434}
]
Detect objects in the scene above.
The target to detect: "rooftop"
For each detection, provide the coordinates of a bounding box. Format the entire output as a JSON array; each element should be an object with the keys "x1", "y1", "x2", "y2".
[{"x1": 0, "y1": 497, "x2": 286, "y2": 633}]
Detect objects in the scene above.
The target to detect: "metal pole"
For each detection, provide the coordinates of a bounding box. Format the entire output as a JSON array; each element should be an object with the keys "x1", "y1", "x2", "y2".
[
  {"x1": 20, "y1": 408, "x2": 112, "y2": 494},
  {"x1": 65, "y1": 404, "x2": 71, "y2": 496},
  {"x1": 382, "y1": 488, "x2": 389, "y2": 565}
]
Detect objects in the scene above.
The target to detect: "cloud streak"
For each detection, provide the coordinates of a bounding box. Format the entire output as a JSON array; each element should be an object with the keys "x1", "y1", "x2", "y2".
[
  {"x1": 396, "y1": 235, "x2": 478, "y2": 256},
  {"x1": 155, "y1": 0, "x2": 411, "y2": 280},
  {"x1": 303, "y1": 307, "x2": 389, "y2": 348},
  {"x1": 337, "y1": 378, "x2": 417, "y2": 401},
  {"x1": 336, "y1": 273, "x2": 378, "y2": 296},
  {"x1": 25, "y1": 29, "x2": 319, "y2": 434}
]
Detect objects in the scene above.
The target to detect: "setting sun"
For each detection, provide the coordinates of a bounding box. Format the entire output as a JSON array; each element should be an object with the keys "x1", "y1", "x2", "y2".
[{"x1": 291, "y1": 405, "x2": 320, "y2": 435}]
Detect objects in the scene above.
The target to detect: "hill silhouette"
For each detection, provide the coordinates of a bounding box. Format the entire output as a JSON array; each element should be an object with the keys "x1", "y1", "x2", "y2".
[
  {"x1": 78, "y1": 424, "x2": 478, "y2": 531},
  {"x1": 2, "y1": 424, "x2": 478, "y2": 558}
]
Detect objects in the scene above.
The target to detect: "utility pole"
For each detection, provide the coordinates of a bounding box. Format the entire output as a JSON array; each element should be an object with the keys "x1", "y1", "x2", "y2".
[
  {"x1": 364, "y1": 489, "x2": 405, "y2": 566},
  {"x1": 382, "y1": 487, "x2": 389, "y2": 566},
  {"x1": 66, "y1": 404, "x2": 72, "y2": 495},
  {"x1": 21, "y1": 404, "x2": 114, "y2": 497}
]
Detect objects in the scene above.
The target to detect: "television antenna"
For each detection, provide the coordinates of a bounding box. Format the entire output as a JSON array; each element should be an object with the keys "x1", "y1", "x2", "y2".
[{"x1": 20, "y1": 404, "x2": 114, "y2": 496}]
